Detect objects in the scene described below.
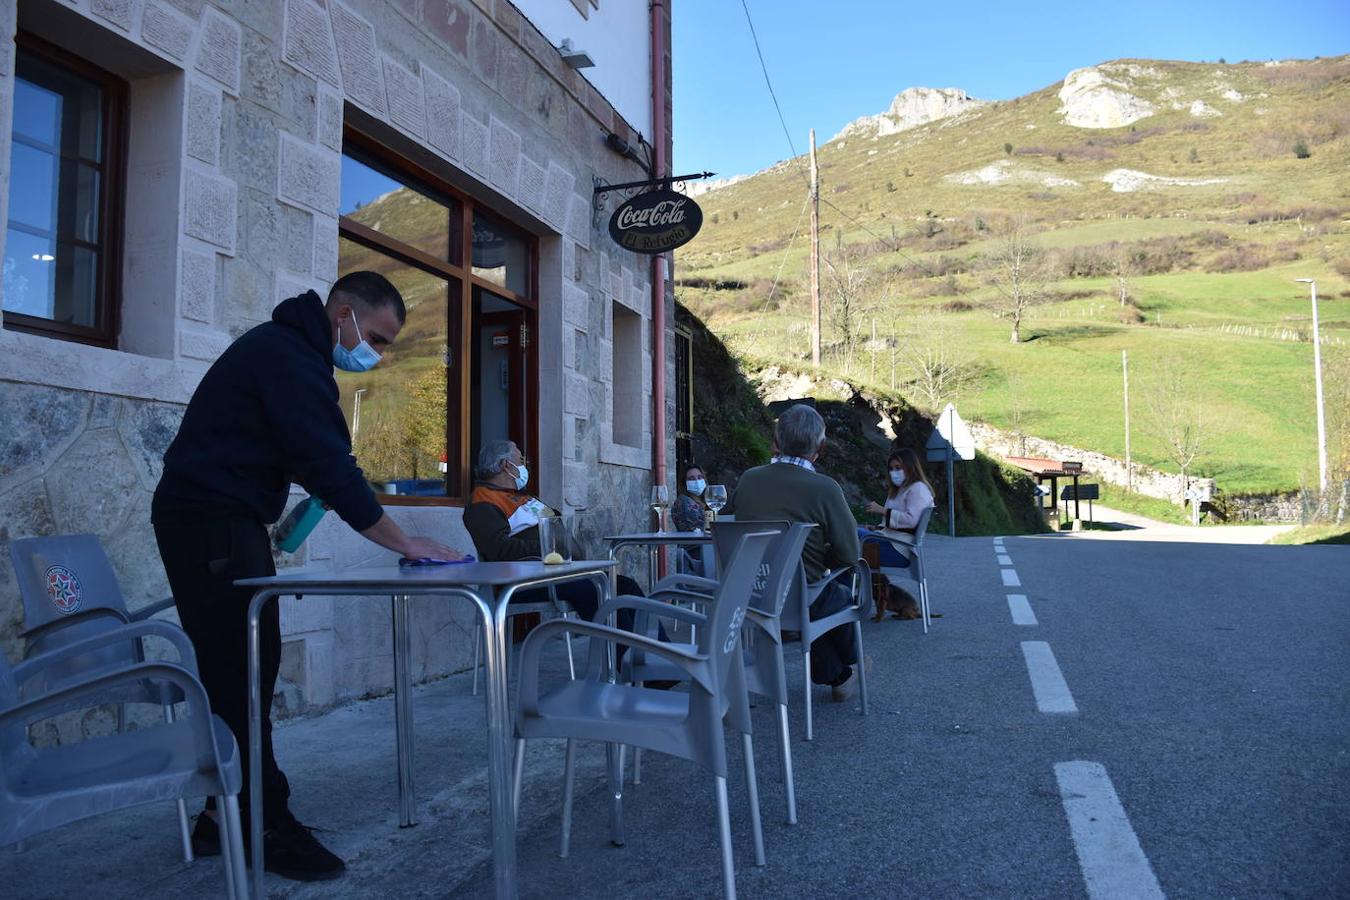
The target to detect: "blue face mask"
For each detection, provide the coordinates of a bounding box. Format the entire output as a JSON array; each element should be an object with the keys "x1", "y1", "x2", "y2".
[
  {"x1": 333, "y1": 309, "x2": 382, "y2": 372},
  {"x1": 686, "y1": 479, "x2": 707, "y2": 496},
  {"x1": 508, "y1": 461, "x2": 529, "y2": 491}
]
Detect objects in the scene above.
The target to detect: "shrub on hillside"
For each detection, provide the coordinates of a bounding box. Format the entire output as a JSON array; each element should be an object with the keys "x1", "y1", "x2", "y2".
[
  {"x1": 941, "y1": 299, "x2": 976, "y2": 312},
  {"x1": 1293, "y1": 140, "x2": 1312, "y2": 159},
  {"x1": 1331, "y1": 258, "x2": 1350, "y2": 279},
  {"x1": 1118, "y1": 306, "x2": 1146, "y2": 324}
]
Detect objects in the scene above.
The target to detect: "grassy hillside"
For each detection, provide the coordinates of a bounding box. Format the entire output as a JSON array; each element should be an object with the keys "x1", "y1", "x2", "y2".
[{"x1": 677, "y1": 56, "x2": 1350, "y2": 496}]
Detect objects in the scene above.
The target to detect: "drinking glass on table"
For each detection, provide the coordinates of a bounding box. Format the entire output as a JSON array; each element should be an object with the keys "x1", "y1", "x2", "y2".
[
  {"x1": 705, "y1": 484, "x2": 728, "y2": 520},
  {"x1": 651, "y1": 484, "x2": 671, "y2": 534}
]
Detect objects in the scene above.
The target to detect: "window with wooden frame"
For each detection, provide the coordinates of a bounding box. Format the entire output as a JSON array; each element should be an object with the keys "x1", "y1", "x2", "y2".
[
  {"x1": 2, "y1": 32, "x2": 126, "y2": 347},
  {"x1": 336, "y1": 131, "x2": 539, "y2": 504}
]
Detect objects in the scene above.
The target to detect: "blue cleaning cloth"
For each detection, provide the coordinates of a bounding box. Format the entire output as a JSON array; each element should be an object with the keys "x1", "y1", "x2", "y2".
[{"x1": 398, "y1": 555, "x2": 476, "y2": 567}]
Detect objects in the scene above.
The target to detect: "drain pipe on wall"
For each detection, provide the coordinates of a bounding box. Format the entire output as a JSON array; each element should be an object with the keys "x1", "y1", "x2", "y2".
[{"x1": 650, "y1": 0, "x2": 668, "y2": 493}]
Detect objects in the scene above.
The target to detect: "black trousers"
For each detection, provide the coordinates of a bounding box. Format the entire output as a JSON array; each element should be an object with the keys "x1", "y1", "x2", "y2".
[
  {"x1": 809, "y1": 579, "x2": 859, "y2": 685},
  {"x1": 154, "y1": 514, "x2": 291, "y2": 826}
]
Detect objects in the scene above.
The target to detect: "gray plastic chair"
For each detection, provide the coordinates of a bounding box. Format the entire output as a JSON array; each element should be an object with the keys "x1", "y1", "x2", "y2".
[
  {"x1": 618, "y1": 521, "x2": 813, "y2": 826},
  {"x1": 470, "y1": 578, "x2": 577, "y2": 695},
  {"x1": 511, "y1": 531, "x2": 778, "y2": 900},
  {"x1": 8, "y1": 534, "x2": 194, "y2": 860},
  {"x1": 0, "y1": 620, "x2": 248, "y2": 899},
  {"x1": 780, "y1": 554, "x2": 873, "y2": 742},
  {"x1": 862, "y1": 506, "x2": 934, "y2": 632}
]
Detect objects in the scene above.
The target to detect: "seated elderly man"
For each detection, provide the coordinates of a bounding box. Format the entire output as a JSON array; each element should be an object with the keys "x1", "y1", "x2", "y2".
[
  {"x1": 464, "y1": 439, "x2": 643, "y2": 623},
  {"x1": 725, "y1": 404, "x2": 866, "y2": 700}
]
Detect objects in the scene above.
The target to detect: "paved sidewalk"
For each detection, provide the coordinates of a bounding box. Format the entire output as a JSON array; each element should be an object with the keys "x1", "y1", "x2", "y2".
[{"x1": 4, "y1": 532, "x2": 1346, "y2": 898}]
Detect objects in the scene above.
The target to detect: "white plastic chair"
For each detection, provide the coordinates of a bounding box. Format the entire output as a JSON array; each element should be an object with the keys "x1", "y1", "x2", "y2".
[
  {"x1": 0, "y1": 620, "x2": 248, "y2": 899},
  {"x1": 8, "y1": 534, "x2": 195, "y2": 861},
  {"x1": 861, "y1": 506, "x2": 934, "y2": 632},
  {"x1": 511, "y1": 530, "x2": 778, "y2": 900}
]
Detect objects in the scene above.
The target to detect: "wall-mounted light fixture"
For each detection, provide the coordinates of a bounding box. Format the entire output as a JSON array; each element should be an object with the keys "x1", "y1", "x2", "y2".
[{"x1": 557, "y1": 39, "x2": 595, "y2": 70}]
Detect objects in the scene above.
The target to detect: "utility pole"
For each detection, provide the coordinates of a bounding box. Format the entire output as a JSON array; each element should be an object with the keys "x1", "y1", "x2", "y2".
[
  {"x1": 1122, "y1": 350, "x2": 1132, "y2": 492},
  {"x1": 1296, "y1": 278, "x2": 1329, "y2": 495},
  {"x1": 809, "y1": 128, "x2": 821, "y2": 367}
]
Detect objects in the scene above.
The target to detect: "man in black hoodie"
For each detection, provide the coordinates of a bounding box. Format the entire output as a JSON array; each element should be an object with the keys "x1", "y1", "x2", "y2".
[{"x1": 152, "y1": 271, "x2": 461, "y2": 881}]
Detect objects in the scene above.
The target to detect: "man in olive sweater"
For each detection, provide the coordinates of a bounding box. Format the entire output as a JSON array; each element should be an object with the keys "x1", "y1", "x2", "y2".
[{"x1": 727, "y1": 404, "x2": 865, "y2": 699}]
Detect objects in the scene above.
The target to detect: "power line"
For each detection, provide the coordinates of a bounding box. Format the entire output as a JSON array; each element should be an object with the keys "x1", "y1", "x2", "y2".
[
  {"x1": 739, "y1": 0, "x2": 810, "y2": 188},
  {"x1": 761, "y1": 188, "x2": 813, "y2": 312}
]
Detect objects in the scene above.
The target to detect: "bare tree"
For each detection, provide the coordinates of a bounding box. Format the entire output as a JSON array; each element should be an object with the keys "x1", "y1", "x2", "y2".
[
  {"x1": 823, "y1": 244, "x2": 870, "y2": 364},
  {"x1": 1112, "y1": 244, "x2": 1133, "y2": 306},
  {"x1": 1005, "y1": 369, "x2": 1030, "y2": 456},
  {"x1": 987, "y1": 215, "x2": 1050, "y2": 343},
  {"x1": 898, "y1": 314, "x2": 980, "y2": 412},
  {"x1": 1143, "y1": 356, "x2": 1207, "y2": 501}
]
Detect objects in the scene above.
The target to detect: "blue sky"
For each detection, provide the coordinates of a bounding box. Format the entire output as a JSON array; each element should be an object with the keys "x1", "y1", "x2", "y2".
[{"x1": 672, "y1": 0, "x2": 1350, "y2": 178}]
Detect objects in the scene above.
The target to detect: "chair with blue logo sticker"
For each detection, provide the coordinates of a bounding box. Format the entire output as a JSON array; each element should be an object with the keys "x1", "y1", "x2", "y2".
[
  {"x1": 0, "y1": 618, "x2": 248, "y2": 898},
  {"x1": 7, "y1": 534, "x2": 196, "y2": 862}
]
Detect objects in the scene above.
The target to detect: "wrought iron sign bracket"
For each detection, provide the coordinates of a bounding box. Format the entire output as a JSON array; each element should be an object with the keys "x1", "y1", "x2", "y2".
[{"x1": 592, "y1": 171, "x2": 716, "y2": 223}]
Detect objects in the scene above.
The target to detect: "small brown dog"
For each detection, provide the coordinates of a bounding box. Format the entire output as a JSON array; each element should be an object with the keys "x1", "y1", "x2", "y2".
[{"x1": 862, "y1": 542, "x2": 922, "y2": 621}]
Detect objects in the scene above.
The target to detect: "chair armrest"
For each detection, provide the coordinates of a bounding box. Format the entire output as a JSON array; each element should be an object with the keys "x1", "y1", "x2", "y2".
[
  {"x1": 129, "y1": 596, "x2": 178, "y2": 621},
  {"x1": 743, "y1": 607, "x2": 782, "y2": 643},
  {"x1": 648, "y1": 587, "x2": 714, "y2": 605},
  {"x1": 651, "y1": 574, "x2": 718, "y2": 594},
  {"x1": 862, "y1": 530, "x2": 916, "y2": 549},
  {"x1": 596, "y1": 595, "x2": 708, "y2": 630},
  {"x1": 0, "y1": 662, "x2": 223, "y2": 775},
  {"x1": 12, "y1": 620, "x2": 200, "y2": 689},
  {"x1": 806, "y1": 559, "x2": 873, "y2": 618},
  {"x1": 517, "y1": 618, "x2": 711, "y2": 718}
]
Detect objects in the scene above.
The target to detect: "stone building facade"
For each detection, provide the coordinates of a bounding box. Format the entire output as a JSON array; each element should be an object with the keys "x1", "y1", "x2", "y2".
[{"x1": 0, "y1": 0, "x2": 677, "y2": 735}]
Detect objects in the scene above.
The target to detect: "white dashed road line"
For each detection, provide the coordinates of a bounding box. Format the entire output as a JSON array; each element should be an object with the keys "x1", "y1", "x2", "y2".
[
  {"x1": 1001, "y1": 568, "x2": 1021, "y2": 587},
  {"x1": 1021, "y1": 641, "x2": 1077, "y2": 714},
  {"x1": 1007, "y1": 594, "x2": 1037, "y2": 625},
  {"x1": 997, "y1": 553, "x2": 1013, "y2": 565},
  {"x1": 1054, "y1": 761, "x2": 1165, "y2": 900}
]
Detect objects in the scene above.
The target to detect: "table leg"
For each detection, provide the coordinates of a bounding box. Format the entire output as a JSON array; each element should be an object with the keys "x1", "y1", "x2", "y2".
[
  {"x1": 392, "y1": 593, "x2": 416, "y2": 827},
  {"x1": 481, "y1": 588, "x2": 518, "y2": 900},
  {"x1": 247, "y1": 590, "x2": 273, "y2": 900}
]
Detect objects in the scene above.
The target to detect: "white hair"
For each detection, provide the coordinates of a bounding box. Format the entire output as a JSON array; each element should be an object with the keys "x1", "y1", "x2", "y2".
[
  {"x1": 775, "y1": 404, "x2": 825, "y2": 457},
  {"x1": 475, "y1": 440, "x2": 518, "y2": 478}
]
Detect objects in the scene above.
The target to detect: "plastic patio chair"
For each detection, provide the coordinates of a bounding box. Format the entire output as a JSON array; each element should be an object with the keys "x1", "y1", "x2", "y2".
[
  {"x1": 8, "y1": 534, "x2": 195, "y2": 861},
  {"x1": 779, "y1": 553, "x2": 873, "y2": 743},
  {"x1": 0, "y1": 620, "x2": 248, "y2": 899},
  {"x1": 617, "y1": 521, "x2": 814, "y2": 826},
  {"x1": 511, "y1": 531, "x2": 778, "y2": 900},
  {"x1": 469, "y1": 566, "x2": 577, "y2": 696},
  {"x1": 861, "y1": 506, "x2": 934, "y2": 633}
]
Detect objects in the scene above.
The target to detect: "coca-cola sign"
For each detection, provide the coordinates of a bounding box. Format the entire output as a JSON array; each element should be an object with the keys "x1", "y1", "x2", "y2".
[{"x1": 608, "y1": 188, "x2": 702, "y2": 254}]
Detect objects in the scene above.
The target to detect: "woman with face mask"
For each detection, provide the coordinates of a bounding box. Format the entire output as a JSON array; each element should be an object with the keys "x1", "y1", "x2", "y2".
[{"x1": 670, "y1": 463, "x2": 710, "y2": 533}]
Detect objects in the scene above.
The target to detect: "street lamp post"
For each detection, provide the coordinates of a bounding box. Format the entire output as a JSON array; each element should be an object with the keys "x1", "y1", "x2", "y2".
[{"x1": 1295, "y1": 279, "x2": 1328, "y2": 496}]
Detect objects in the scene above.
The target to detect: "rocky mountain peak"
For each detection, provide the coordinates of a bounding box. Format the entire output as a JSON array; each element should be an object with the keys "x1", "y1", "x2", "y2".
[{"x1": 831, "y1": 86, "x2": 986, "y2": 141}]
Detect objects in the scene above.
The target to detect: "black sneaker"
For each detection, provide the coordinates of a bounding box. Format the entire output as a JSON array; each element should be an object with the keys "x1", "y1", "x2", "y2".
[
  {"x1": 262, "y1": 814, "x2": 346, "y2": 882},
  {"x1": 191, "y1": 811, "x2": 345, "y2": 882}
]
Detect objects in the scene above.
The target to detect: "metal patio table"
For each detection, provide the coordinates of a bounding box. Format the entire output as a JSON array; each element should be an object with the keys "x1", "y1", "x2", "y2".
[
  {"x1": 237, "y1": 560, "x2": 615, "y2": 900},
  {"x1": 605, "y1": 531, "x2": 713, "y2": 593}
]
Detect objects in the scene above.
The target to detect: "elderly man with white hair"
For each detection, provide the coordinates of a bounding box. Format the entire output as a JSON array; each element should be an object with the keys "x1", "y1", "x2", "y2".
[{"x1": 725, "y1": 404, "x2": 867, "y2": 700}]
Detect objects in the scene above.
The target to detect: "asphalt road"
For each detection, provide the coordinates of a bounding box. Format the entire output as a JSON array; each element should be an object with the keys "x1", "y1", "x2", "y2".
[{"x1": 6, "y1": 530, "x2": 1348, "y2": 899}]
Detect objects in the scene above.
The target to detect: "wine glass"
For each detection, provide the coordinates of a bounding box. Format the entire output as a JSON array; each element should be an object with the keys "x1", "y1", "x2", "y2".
[
  {"x1": 650, "y1": 484, "x2": 670, "y2": 534},
  {"x1": 705, "y1": 484, "x2": 728, "y2": 519}
]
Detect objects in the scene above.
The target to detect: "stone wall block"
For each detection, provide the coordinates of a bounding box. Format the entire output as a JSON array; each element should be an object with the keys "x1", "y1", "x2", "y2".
[
  {"x1": 222, "y1": 99, "x2": 280, "y2": 195},
  {"x1": 104, "y1": 490, "x2": 172, "y2": 613},
  {"x1": 0, "y1": 385, "x2": 89, "y2": 493},
  {"x1": 89, "y1": 395, "x2": 123, "y2": 430},
  {"x1": 183, "y1": 166, "x2": 238, "y2": 254},
  {"x1": 114, "y1": 402, "x2": 182, "y2": 493},
  {"x1": 330, "y1": 1, "x2": 388, "y2": 117},
  {"x1": 282, "y1": 203, "x2": 315, "y2": 275},
  {"x1": 186, "y1": 80, "x2": 223, "y2": 166},
  {"x1": 243, "y1": 28, "x2": 318, "y2": 139},
  {"x1": 317, "y1": 84, "x2": 343, "y2": 152},
  {"x1": 498, "y1": 40, "x2": 526, "y2": 105},
  {"x1": 517, "y1": 154, "x2": 544, "y2": 213},
  {"x1": 542, "y1": 161, "x2": 574, "y2": 231},
  {"x1": 91, "y1": 0, "x2": 139, "y2": 32},
  {"x1": 422, "y1": 66, "x2": 461, "y2": 160},
  {"x1": 45, "y1": 429, "x2": 145, "y2": 537},
  {"x1": 562, "y1": 282, "x2": 588, "y2": 331},
  {"x1": 312, "y1": 214, "x2": 339, "y2": 283},
  {"x1": 487, "y1": 115, "x2": 519, "y2": 195},
  {"x1": 564, "y1": 373, "x2": 589, "y2": 416},
  {"x1": 383, "y1": 55, "x2": 427, "y2": 140},
  {"x1": 179, "y1": 326, "x2": 232, "y2": 361},
  {"x1": 565, "y1": 193, "x2": 590, "y2": 250},
  {"x1": 140, "y1": 0, "x2": 196, "y2": 61},
  {"x1": 282, "y1": 0, "x2": 341, "y2": 87},
  {"x1": 194, "y1": 5, "x2": 243, "y2": 96},
  {"x1": 278, "y1": 132, "x2": 339, "y2": 215},
  {"x1": 562, "y1": 238, "x2": 576, "y2": 283},
  {"x1": 470, "y1": 11, "x2": 497, "y2": 86},
  {"x1": 241, "y1": 188, "x2": 282, "y2": 270},
  {"x1": 180, "y1": 247, "x2": 217, "y2": 323},
  {"x1": 420, "y1": 0, "x2": 470, "y2": 60},
  {"x1": 459, "y1": 112, "x2": 488, "y2": 177}
]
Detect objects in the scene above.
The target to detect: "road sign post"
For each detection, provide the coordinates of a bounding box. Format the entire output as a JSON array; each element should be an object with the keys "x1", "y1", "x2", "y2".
[{"x1": 925, "y1": 404, "x2": 975, "y2": 537}]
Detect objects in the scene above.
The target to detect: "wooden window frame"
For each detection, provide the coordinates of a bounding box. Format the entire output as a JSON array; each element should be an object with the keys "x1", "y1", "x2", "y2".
[
  {"x1": 2, "y1": 31, "x2": 127, "y2": 348},
  {"x1": 339, "y1": 129, "x2": 539, "y2": 507}
]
